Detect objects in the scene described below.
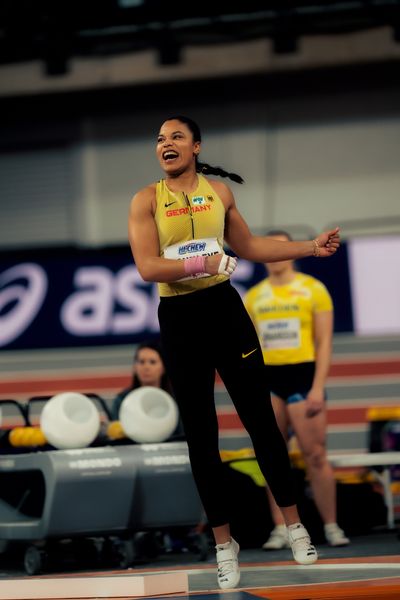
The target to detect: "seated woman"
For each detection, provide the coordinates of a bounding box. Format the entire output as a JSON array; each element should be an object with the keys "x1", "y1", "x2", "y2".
[{"x1": 111, "y1": 339, "x2": 184, "y2": 440}]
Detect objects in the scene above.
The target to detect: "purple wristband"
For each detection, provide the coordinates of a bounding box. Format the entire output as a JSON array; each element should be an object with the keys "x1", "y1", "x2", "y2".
[{"x1": 183, "y1": 255, "x2": 206, "y2": 276}]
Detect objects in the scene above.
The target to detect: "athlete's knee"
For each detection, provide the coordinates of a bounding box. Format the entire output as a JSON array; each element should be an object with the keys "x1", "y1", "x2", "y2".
[{"x1": 304, "y1": 446, "x2": 327, "y2": 470}]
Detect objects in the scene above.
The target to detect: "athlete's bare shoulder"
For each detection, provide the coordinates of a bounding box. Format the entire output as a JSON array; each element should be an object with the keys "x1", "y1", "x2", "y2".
[
  {"x1": 205, "y1": 177, "x2": 235, "y2": 210},
  {"x1": 130, "y1": 183, "x2": 157, "y2": 215},
  {"x1": 131, "y1": 183, "x2": 156, "y2": 204}
]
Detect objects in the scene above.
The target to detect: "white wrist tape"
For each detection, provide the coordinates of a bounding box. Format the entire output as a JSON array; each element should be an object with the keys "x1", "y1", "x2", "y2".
[{"x1": 218, "y1": 254, "x2": 238, "y2": 276}]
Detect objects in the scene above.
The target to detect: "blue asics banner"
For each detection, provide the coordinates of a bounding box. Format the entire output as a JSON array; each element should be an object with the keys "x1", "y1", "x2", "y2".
[{"x1": 0, "y1": 244, "x2": 353, "y2": 350}]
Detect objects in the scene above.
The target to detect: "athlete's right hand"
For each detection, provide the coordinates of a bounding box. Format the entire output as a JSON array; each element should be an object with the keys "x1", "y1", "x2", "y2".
[
  {"x1": 314, "y1": 227, "x2": 340, "y2": 257},
  {"x1": 205, "y1": 253, "x2": 238, "y2": 277}
]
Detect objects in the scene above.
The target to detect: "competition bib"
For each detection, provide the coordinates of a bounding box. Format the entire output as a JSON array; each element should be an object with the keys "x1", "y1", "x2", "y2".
[
  {"x1": 259, "y1": 318, "x2": 300, "y2": 350},
  {"x1": 164, "y1": 237, "x2": 221, "y2": 280}
]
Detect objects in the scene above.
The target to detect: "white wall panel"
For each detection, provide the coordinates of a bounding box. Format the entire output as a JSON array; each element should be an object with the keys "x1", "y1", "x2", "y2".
[
  {"x1": 274, "y1": 119, "x2": 400, "y2": 234},
  {"x1": 348, "y1": 236, "x2": 400, "y2": 335},
  {"x1": 95, "y1": 137, "x2": 158, "y2": 244},
  {"x1": 0, "y1": 147, "x2": 78, "y2": 248}
]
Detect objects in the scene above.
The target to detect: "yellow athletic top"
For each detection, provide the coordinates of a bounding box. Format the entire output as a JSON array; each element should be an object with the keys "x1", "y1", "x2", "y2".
[
  {"x1": 244, "y1": 272, "x2": 333, "y2": 365},
  {"x1": 154, "y1": 174, "x2": 228, "y2": 296}
]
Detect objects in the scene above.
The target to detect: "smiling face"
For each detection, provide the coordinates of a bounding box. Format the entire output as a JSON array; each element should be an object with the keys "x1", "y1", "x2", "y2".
[{"x1": 156, "y1": 119, "x2": 201, "y2": 177}]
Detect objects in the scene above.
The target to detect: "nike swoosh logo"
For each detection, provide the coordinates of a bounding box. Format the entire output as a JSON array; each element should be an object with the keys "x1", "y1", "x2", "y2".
[
  {"x1": 165, "y1": 201, "x2": 177, "y2": 207},
  {"x1": 242, "y1": 348, "x2": 257, "y2": 359}
]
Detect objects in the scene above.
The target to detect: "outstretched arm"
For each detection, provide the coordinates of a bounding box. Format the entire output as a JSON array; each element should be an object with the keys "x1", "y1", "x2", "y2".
[{"x1": 218, "y1": 184, "x2": 339, "y2": 261}]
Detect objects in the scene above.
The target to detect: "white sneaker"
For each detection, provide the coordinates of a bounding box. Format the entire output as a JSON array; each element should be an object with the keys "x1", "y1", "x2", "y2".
[
  {"x1": 288, "y1": 523, "x2": 318, "y2": 565},
  {"x1": 262, "y1": 525, "x2": 289, "y2": 550},
  {"x1": 324, "y1": 523, "x2": 350, "y2": 547},
  {"x1": 215, "y1": 537, "x2": 240, "y2": 589}
]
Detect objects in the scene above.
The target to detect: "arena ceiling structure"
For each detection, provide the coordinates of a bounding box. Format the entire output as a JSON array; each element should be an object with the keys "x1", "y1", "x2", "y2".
[{"x1": 1, "y1": 0, "x2": 400, "y2": 75}]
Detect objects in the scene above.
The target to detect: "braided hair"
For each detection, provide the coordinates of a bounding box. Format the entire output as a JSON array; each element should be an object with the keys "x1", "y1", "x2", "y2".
[{"x1": 165, "y1": 115, "x2": 244, "y2": 184}]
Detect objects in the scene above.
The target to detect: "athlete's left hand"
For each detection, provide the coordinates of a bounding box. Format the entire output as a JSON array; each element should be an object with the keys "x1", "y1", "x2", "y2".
[
  {"x1": 218, "y1": 254, "x2": 237, "y2": 276},
  {"x1": 205, "y1": 253, "x2": 237, "y2": 276},
  {"x1": 305, "y1": 389, "x2": 324, "y2": 418},
  {"x1": 314, "y1": 227, "x2": 340, "y2": 257}
]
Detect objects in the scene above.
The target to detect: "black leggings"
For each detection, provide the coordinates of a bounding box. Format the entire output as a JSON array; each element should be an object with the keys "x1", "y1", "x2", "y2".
[{"x1": 158, "y1": 280, "x2": 296, "y2": 528}]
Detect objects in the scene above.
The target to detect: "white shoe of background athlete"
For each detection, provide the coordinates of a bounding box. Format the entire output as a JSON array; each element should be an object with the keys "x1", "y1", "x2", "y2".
[
  {"x1": 288, "y1": 523, "x2": 318, "y2": 565},
  {"x1": 324, "y1": 523, "x2": 350, "y2": 547},
  {"x1": 262, "y1": 525, "x2": 290, "y2": 550},
  {"x1": 215, "y1": 537, "x2": 240, "y2": 589}
]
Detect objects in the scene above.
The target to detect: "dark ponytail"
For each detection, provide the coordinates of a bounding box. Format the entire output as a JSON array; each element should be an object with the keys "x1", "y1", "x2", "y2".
[
  {"x1": 164, "y1": 115, "x2": 244, "y2": 184},
  {"x1": 196, "y1": 161, "x2": 244, "y2": 184}
]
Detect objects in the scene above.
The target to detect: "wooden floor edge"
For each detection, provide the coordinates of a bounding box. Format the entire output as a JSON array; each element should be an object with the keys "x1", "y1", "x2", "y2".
[{"x1": 250, "y1": 576, "x2": 400, "y2": 599}]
